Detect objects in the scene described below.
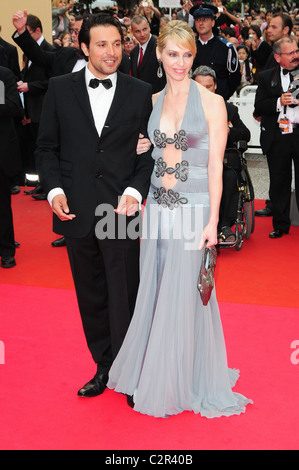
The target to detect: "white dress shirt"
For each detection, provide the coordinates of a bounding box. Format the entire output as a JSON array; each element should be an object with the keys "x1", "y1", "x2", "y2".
[{"x1": 47, "y1": 65, "x2": 142, "y2": 207}]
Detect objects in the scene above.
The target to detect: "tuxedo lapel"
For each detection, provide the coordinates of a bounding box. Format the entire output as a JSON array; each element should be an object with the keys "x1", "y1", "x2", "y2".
[
  {"x1": 71, "y1": 67, "x2": 97, "y2": 133},
  {"x1": 269, "y1": 65, "x2": 281, "y2": 91},
  {"x1": 104, "y1": 71, "x2": 130, "y2": 126}
]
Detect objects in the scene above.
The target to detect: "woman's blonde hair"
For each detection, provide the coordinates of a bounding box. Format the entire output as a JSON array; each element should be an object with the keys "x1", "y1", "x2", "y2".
[
  {"x1": 52, "y1": 0, "x2": 71, "y2": 8},
  {"x1": 157, "y1": 20, "x2": 196, "y2": 57}
]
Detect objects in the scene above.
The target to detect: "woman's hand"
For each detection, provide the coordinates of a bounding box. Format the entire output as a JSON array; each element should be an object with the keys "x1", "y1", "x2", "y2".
[{"x1": 198, "y1": 222, "x2": 218, "y2": 250}]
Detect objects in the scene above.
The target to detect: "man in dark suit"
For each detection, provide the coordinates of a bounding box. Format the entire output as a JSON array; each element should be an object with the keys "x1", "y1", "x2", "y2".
[
  {"x1": 130, "y1": 15, "x2": 166, "y2": 94},
  {"x1": 0, "y1": 66, "x2": 24, "y2": 268},
  {"x1": 0, "y1": 26, "x2": 20, "y2": 80},
  {"x1": 14, "y1": 14, "x2": 55, "y2": 199},
  {"x1": 193, "y1": 65, "x2": 251, "y2": 242},
  {"x1": 35, "y1": 13, "x2": 154, "y2": 397},
  {"x1": 254, "y1": 37, "x2": 299, "y2": 238},
  {"x1": 255, "y1": 11, "x2": 293, "y2": 217}
]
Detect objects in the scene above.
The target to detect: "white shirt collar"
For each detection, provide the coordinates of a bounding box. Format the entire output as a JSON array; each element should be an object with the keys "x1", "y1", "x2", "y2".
[
  {"x1": 139, "y1": 34, "x2": 152, "y2": 53},
  {"x1": 36, "y1": 35, "x2": 44, "y2": 46},
  {"x1": 198, "y1": 33, "x2": 214, "y2": 45}
]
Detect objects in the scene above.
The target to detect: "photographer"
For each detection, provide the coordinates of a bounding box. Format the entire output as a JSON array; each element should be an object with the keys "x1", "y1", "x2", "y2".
[
  {"x1": 136, "y1": 0, "x2": 161, "y2": 37},
  {"x1": 254, "y1": 37, "x2": 299, "y2": 239}
]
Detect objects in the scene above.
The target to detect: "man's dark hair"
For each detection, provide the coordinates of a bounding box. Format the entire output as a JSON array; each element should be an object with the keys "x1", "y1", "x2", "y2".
[
  {"x1": 26, "y1": 14, "x2": 43, "y2": 33},
  {"x1": 272, "y1": 12, "x2": 293, "y2": 36},
  {"x1": 79, "y1": 13, "x2": 124, "y2": 48}
]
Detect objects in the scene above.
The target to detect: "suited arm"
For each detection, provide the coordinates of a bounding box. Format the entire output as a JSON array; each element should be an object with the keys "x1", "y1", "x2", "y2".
[
  {"x1": 35, "y1": 78, "x2": 63, "y2": 194},
  {"x1": 27, "y1": 79, "x2": 51, "y2": 95},
  {"x1": 254, "y1": 72, "x2": 279, "y2": 116},
  {"x1": 13, "y1": 29, "x2": 54, "y2": 71}
]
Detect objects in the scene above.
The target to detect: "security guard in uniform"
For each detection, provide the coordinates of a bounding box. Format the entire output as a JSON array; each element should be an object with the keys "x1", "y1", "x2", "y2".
[{"x1": 191, "y1": 2, "x2": 240, "y2": 100}]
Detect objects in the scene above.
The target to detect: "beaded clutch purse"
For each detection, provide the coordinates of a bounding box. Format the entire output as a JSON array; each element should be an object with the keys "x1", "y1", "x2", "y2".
[{"x1": 197, "y1": 241, "x2": 217, "y2": 306}]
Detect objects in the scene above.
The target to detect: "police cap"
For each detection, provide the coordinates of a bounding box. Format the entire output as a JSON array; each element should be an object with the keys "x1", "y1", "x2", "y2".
[{"x1": 190, "y1": 2, "x2": 218, "y2": 19}]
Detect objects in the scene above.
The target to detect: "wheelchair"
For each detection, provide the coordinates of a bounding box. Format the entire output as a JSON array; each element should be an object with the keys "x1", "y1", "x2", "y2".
[{"x1": 217, "y1": 141, "x2": 255, "y2": 251}]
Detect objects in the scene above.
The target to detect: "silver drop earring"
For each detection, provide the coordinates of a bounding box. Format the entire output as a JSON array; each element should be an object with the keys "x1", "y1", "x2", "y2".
[{"x1": 157, "y1": 60, "x2": 163, "y2": 79}]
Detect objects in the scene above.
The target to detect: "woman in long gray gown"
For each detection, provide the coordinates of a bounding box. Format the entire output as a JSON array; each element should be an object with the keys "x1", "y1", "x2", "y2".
[{"x1": 108, "y1": 20, "x2": 252, "y2": 418}]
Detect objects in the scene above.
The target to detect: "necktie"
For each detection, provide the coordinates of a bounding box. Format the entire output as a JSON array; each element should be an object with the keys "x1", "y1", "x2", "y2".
[
  {"x1": 89, "y1": 78, "x2": 112, "y2": 90},
  {"x1": 138, "y1": 46, "x2": 143, "y2": 71}
]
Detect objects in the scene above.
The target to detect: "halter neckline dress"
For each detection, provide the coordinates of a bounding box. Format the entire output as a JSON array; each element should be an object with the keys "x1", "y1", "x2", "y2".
[{"x1": 108, "y1": 80, "x2": 252, "y2": 418}]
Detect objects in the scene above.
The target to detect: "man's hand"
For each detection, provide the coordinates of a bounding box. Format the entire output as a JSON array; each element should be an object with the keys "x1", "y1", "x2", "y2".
[
  {"x1": 12, "y1": 10, "x2": 28, "y2": 34},
  {"x1": 17, "y1": 81, "x2": 29, "y2": 93},
  {"x1": 114, "y1": 195, "x2": 139, "y2": 217},
  {"x1": 136, "y1": 133, "x2": 151, "y2": 155},
  {"x1": 52, "y1": 194, "x2": 76, "y2": 221},
  {"x1": 280, "y1": 92, "x2": 294, "y2": 107}
]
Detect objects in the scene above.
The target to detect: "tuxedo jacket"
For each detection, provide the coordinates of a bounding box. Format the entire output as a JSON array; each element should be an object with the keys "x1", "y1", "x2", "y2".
[
  {"x1": 0, "y1": 66, "x2": 23, "y2": 177},
  {"x1": 254, "y1": 65, "x2": 282, "y2": 154},
  {"x1": 35, "y1": 68, "x2": 154, "y2": 238},
  {"x1": 13, "y1": 29, "x2": 130, "y2": 77},
  {"x1": 20, "y1": 37, "x2": 55, "y2": 123},
  {"x1": 130, "y1": 36, "x2": 166, "y2": 94},
  {"x1": 0, "y1": 37, "x2": 20, "y2": 80}
]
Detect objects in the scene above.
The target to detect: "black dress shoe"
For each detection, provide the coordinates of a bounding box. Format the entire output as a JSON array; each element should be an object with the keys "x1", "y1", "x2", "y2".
[
  {"x1": 77, "y1": 372, "x2": 108, "y2": 397},
  {"x1": 126, "y1": 394, "x2": 134, "y2": 408},
  {"x1": 255, "y1": 207, "x2": 273, "y2": 217},
  {"x1": 51, "y1": 236, "x2": 66, "y2": 247},
  {"x1": 269, "y1": 229, "x2": 288, "y2": 239},
  {"x1": 1, "y1": 256, "x2": 16, "y2": 268},
  {"x1": 32, "y1": 193, "x2": 47, "y2": 201},
  {"x1": 24, "y1": 184, "x2": 43, "y2": 195},
  {"x1": 10, "y1": 185, "x2": 20, "y2": 195}
]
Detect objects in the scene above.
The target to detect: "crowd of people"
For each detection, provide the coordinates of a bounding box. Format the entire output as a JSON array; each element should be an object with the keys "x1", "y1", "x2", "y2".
[{"x1": 0, "y1": 1, "x2": 298, "y2": 418}]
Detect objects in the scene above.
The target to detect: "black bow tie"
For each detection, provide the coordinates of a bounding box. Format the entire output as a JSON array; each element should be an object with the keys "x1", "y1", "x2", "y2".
[
  {"x1": 282, "y1": 69, "x2": 289, "y2": 75},
  {"x1": 89, "y1": 78, "x2": 112, "y2": 90}
]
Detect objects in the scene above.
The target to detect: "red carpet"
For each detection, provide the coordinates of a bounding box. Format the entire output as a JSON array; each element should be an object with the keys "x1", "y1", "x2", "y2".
[{"x1": 1, "y1": 190, "x2": 299, "y2": 450}]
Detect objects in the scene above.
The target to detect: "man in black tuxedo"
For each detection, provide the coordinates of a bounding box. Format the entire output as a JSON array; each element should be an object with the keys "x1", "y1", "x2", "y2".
[
  {"x1": 255, "y1": 11, "x2": 293, "y2": 217},
  {"x1": 130, "y1": 15, "x2": 166, "y2": 94},
  {"x1": 0, "y1": 66, "x2": 24, "y2": 268},
  {"x1": 254, "y1": 37, "x2": 299, "y2": 238},
  {"x1": 35, "y1": 13, "x2": 154, "y2": 397}
]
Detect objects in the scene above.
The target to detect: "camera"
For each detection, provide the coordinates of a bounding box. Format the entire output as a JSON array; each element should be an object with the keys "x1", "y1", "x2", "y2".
[
  {"x1": 218, "y1": 7, "x2": 223, "y2": 12},
  {"x1": 288, "y1": 68, "x2": 299, "y2": 107},
  {"x1": 142, "y1": 2, "x2": 148, "y2": 6}
]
